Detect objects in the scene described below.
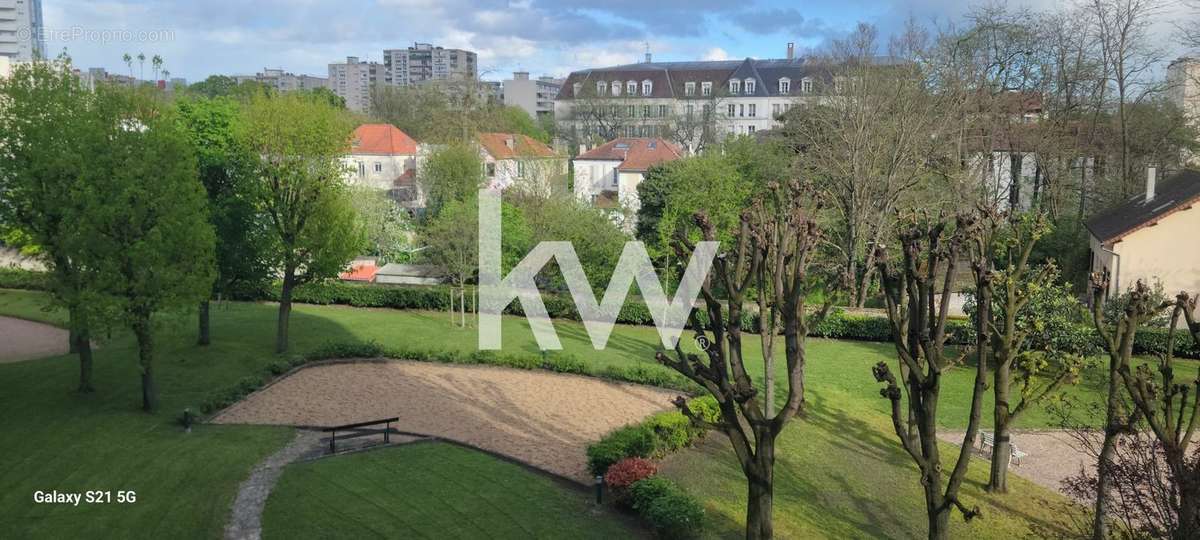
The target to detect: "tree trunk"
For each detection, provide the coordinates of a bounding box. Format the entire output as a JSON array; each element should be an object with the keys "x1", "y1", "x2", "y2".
[
  {"x1": 276, "y1": 269, "x2": 296, "y2": 354},
  {"x1": 745, "y1": 436, "x2": 776, "y2": 540},
  {"x1": 988, "y1": 364, "x2": 1012, "y2": 493},
  {"x1": 132, "y1": 314, "x2": 157, "y2": 412},
  {"x1": 927, "y1": 502, "x2": 951, "y2": 540},
  {"x1": 1092, "y1": 362, "x2": 1123, "y2": 540},
  {"x1": 68, "y1": 307, "x2": 78, "y2": 354},
  {"x1": 1177, "y1": 478, "x2": 1200, "y2": 538},
  {"x1": 197, "y1": 300, "x2": 211, "y2": 346},
  {"x1": 75, "y1": 324, "x2": 94, "y2": 393}
]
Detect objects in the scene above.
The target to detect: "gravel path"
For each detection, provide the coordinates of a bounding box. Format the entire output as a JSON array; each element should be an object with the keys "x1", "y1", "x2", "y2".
[
  {"x1": 0, "y1": 315, "x2": 69, "y2": 363},
  {"x1": 212, "y1": 360, "x2": 680, "y2": 482},
  {"x1": 939, "y1": 430, "x2": 1094, "y2": 497}
]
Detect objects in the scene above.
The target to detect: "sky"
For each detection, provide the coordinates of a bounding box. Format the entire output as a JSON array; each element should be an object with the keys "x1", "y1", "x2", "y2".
[{"x1": 39, "y1": 0, "x2": 1196, "y2": 84}]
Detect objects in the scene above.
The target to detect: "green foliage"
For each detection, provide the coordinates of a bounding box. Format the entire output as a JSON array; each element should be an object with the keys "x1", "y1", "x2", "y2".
[
  {"x1": 420, "y1": 197, "x2": 531, "y2": 285},
  {"x1": 587, "y1": 424, "x2": 657, "y2": 476},
  {"x1": 349, "y1": 187, "x2": 415, "y2": 265},
  {"x1": 420, "y1": 143, "x2": 484, "y2": 217},
  {"x1": 630, "y1": 477, "x2": 705, "y2": 539},
  {"x1": 510, "y1": 194, "x2": 627, "y2": 292},
  {"x1": 0, "y1": 268, "x2": 50, "y2": 291}
]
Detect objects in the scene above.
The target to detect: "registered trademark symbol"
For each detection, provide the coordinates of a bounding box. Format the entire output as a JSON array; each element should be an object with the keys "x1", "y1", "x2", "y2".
[{"x1": 694, "y1": 335, "x2": 712, "y2": 351}]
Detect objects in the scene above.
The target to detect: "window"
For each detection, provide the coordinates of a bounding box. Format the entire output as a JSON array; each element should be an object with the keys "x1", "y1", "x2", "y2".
[
  {"x1": 643, "y1": 105, "x2": 652, "y2": 118},
  {"x1": 744, "y1": 78, "x2": 755, "y2": 94},
  {"x1": 801, "y1": 78, "x2": 813, "y2": 93},
  {"x1": 728, "y1": 104, "x2": 736, "y2": 116},
  {"x1": 701, "y1": 82, "x2": 712, "y2": 96},
  {"x1": 748, "y1": 125, "x2": 756, "y2": 134},
  {"x1": 573, "y1": 82, "x2": 582, "y2": 95},
  {"x1": 686, "y1": 104, "x2": 695, "y2": 117},
  {"x1": 642, "y1": 80, "x2": 652, "y2": 96},
  {"x1": 486, "y1": 162, "x2": 496, "y2": 177},
  {"x1": 659, "y1": 105, "x2": 669, "y2": 117},
  {"x1": 517, "y1": 160, "x2": 526, "y2": 178},
  {"x1": 684, "y1": 81, "x2": 695, "y2": 96},
  {"x1": 779, "y1": 78, "x2": 790, "y2": 93},
  {"x1": 627, "y1": 105, "x2": 636, "y2": 117},
  {"x1": 596, "y1": 81, "x2": 606, "y2": 95},
  {"x1": 729, "y1": 79, "x2": 740, "y2": 94},
  {"x1": 739, "y1": 104, "x2": 745, "y2": 117},
  {"x1": 772, "y1": 103, "x2": 781, "y2": 116},
  {"x1": 748, "y1": 104, "x2": 756, "y2": 117},
  {"x1": 703, "y1": 104, "x2": 712, "y2": 115},
  {"x1": 357, "y1": 161, "x2": 365, "y2": 177},
  {"x1": 611, "y1": 81, "x2": 621, "y2": 96},
  {"x1": 612, "y1": 169, "x2": 619, "y2": 187},
  {"x1": 374, "y1": 162, "x2": 382, "y2": 173},
  {"x1": 627, "y1": 81, "x2": 637, "y2": 95}
]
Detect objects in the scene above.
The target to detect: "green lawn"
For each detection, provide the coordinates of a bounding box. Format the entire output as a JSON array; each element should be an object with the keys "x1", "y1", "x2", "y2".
[
  {"x1": 262, "y1": 442, "x2": 644, "y2": 539},
  {"x1": 2, "y1": 287, "x2": 1189, "y2": 538}
]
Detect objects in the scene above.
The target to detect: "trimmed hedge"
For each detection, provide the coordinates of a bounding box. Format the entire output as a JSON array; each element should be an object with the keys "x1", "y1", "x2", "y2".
[
  {"x1": 630, "y1": 477, "x2": 705, "y2": 540},
  {"x1": 3, "y1": 267, "x2": 1197, "y2": 358},
  {"x1": 586, "y1": 396, "x2": 718, "y2": 476}
]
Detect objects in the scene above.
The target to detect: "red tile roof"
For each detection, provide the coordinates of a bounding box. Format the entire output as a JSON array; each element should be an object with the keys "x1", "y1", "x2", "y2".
[
  {"x1": 478, "y1": 132, "x2": 556, "y2": 160},
  {"x1": 575, "y1": 138, "x2": 683, "y2": 172},
  {"x1": 339, "y1": 261, "x2": 379, "y2": 282},
  {"x1": 351, "y1": 124, "x2": 418, "y2": 155}
]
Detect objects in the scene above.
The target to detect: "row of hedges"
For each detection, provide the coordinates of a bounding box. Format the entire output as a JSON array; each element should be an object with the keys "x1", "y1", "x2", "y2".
[
  {"x1": 196, "y1": 340, "x2": 702, "y2": 417},
  {"x1": 586, "y1": 396, "x2": 719, "y2": 476},
  {"x1": 4, "y1": 267, "x2": 1197, "y2": 358}
]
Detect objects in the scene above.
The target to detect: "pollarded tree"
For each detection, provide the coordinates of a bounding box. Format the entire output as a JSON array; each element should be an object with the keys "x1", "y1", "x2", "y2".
[
  {"x1": 175, "y1": 96, "x2": 272, "y2": 346},
  {"x1": 872, "y1": 211, "x2": 989, "y2": 540},
  {"x1": 657, "y1": 180, "x2": 829, "y2": 540},
  {"x1": 968, "y1": 212, "x2": 1091, "y2": 492},
  {"x1": 0, "y1": 58, "x2": 104, "y2": 392},
  {"x1": 239, "y1": 92, "x2": 365, "y2": 353},
  {"x1": 73, "y1": 87, "x2": 216, "y2": 412}
]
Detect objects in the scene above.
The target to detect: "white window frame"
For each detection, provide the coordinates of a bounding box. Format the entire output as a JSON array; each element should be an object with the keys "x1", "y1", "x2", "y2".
[
  {"x1": 779, "y1": 78, "x2": 790, "y2": 93},
  {"x1": 701, "y1": 81, "x2": 712, "y2": 96},
  {"x1": 611, "y1": 81, "x2": 621, "y2": 96},
  {"x1": 684, "y1": 81, "x2": 695, "y2": 96},
  {"x1": 573, "y1": 82, "x2": 582, "y2": 96},
  {"x1": 596, "y1": 81, "x2": 606, "y2": 95},
  {"x1": 744, "y1": 78, "x2": 755, "y2": 94},
  {"x1": 729, "y1": 79, "x2": 741, "y2": 94},
  {"x1": 627, "y1": 81, "x2": 637, "y2": 95},
  {"x1": 801, "y1": 78, "x2": 813, "y2": 93},
  {"x1": 728, "y1": 103, "x2": 736, "y2": 117},
  {"x1": 641, "y1": 80, "x2": 652, "y2": 96},
  {"x1": 748, "y1": 104, "x2": 756, "y2": 117}
]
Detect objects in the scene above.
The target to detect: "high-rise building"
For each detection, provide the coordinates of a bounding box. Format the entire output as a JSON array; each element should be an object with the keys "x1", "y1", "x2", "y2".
[
  {"x1": 1169, "y1": 58, "x2": 1200, "y2": 123},
  {"x1": 329, "y1": 56, "x2": 382, "y2": 112},
  {"x1": 383, "y1": 43, "x2": 476, "y2": 87},
  {"x1": 503, "y1": 71, "x2": 562, "y2": 120},
  {"x1": 234, "y1": 68, "x2": 328, "y2": 93},
  {"x1": 0, "y1": 0, "x2": 45, "y2": 61}
]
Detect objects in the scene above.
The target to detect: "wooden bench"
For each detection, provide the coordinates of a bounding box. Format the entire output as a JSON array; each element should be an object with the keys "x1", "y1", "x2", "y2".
[
  {"x1": 322, "y1": 417, "x2": 400, "y2": 454},
  {"x1": 979, "y1": 431, "x2": 1028, "y2": 466}
]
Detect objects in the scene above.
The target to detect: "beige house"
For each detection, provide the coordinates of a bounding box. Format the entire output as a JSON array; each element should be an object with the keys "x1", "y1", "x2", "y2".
[
  {"x1": 343, "y1": 123, "x2": 423, "y2": 208},
  {"x1": 477, "y1": 133, "x2": 566, "y2": 196},
  {"x1": 1086, "y1": 168, "x2": 1200, "y2": 301},
  {"x1": 573, "y1": 137, "x2": 683, "y2": 218}
]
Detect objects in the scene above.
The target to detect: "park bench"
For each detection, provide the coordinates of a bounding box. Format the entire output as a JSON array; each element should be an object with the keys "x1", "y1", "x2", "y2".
[
  {"x1": 322, "y1": 417, "x2": 400, "y2": 454},
  {"x1": 979, "y1": 431, "x2": 1029, "y2": 466}
]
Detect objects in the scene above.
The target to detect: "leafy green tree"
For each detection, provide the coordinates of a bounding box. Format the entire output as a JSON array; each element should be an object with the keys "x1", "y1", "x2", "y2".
[
  {"x1": 0, "y1": 59, "x2": 104, "y2": 392},
  {"x1": 73, "y1": 87, "x2": 216, "y2": 412},
  {"x1": 175, "y1": 96, "x2": 272, "y2": 345},
  {"x1": 420, "y1": 143, "x2": 484, "y2": 217},
  {"x1": 421, "y1": 196, "x2": 531, "y2": 288},
  {"x1": 350, "y1": 186, "x2": 415, "y2": 265},
  {"x1": 240, "y1": 92, "x2": 365, "y2": 353},
  {"x1": 511, "y1": 194, "x2": 625, "y2": 292},
  {"x1": 299, "y1": 87, "x2": 346, "y2": 110}
]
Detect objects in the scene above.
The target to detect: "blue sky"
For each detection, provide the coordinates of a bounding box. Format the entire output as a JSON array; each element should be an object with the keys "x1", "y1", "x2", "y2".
[{"x1": 40, "y1": 0, "x2": 1191, "y2": 83}]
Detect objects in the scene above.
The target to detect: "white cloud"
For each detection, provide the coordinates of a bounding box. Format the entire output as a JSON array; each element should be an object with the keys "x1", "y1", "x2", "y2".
[{"x1": 703, "y1": 47, "x2": 729, "y2": 61}]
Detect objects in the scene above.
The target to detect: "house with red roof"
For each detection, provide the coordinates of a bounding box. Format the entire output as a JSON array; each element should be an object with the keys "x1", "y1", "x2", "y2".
[
  {"x1": 476, "y1": 132, "x2": 566, "y2": 195},
  {"x1": 344, "y1": 123, "x2": 423, "y2": 208},
  {"x1": 573, "y1": 137, "x2": 683, "y2": 224}
]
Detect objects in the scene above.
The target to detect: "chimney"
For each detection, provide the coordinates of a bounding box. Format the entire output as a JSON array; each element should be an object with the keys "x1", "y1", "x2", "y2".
[
  {"x1": 787, "y1": 43, "x2": 795, "y2": 60},
  {"x1": 1146, "y1": 166, "x2": 1158, "y2": 202},
  {"x1": 645, "y1": 52, "x2": 652, "y2": 63}
]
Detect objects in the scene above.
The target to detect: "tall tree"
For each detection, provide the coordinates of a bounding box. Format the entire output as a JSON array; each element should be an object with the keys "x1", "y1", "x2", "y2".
[
  {"x1": 872, "y1": 212, "x2": 989, "y2": 540},
  {"x1": 240, "y1": 92, "x2": 364, "y2": 353},
  {"x1": 419, "y1": 142, "x2": 484, "y2": 218},
  {"x1": 658, "y1": 180, "x2": 829, "y2": 539},
  {"x1": 0, "y1": 58, "x2": 103, "y2": 392},
  {"x1": 175, "y1": 96, "x2": 271, "y2": 346},
  {"x1": 73, "y1": 87, "x2": 216, "y2": 412}
]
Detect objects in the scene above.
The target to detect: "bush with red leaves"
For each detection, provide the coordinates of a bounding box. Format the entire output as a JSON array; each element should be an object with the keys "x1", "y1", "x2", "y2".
[{"x1": 605, "y1": 457, "x2": 658, "y2": 504}]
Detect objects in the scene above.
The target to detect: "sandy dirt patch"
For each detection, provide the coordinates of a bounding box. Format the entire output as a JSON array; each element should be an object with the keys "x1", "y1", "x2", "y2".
[
  {"x1": 212, "y1": 360, "x2": 680, "y2": 482},
  {"x1": 0, "y1": 316, "x2": 69, "y2": 363},
  {"x1": 940, "y1": 430, "x2": 1096, "y2": 497}
]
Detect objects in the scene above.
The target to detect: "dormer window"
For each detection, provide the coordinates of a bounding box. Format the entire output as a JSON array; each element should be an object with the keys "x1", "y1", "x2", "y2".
[
  {"x1": 778, "y1": 78, "x2": 790, "y2": 93},
  {"x1": 684, "y1": 81, "x2": 695, "y2": 96},
  {"x1": 701, "y1": 81, "x2": 712, "y2": 96},
  {"x1": 573, "y1": 82, "x2": 582, "y2": 96},
  {"x1": 596, "y1": 81, "x2": 606, "y2": 95},
  {"x1": 729, "y1": 79, "x2": 741, "y2": 94},
  {"x1": 611, "y1": 81, "x2": 621, "y2": 96},
  {"x1": 744, "y1": 78, "x2": 755, "y2": 94},
  {"x1": 627, "y1": 81, "x2": 636, "y2": 95},
  {"x1": 642, "y1": 80, "x2": 652, "y2": 96},
  {"x1": 801, "y1": 78, "x2": 813, "y2": 93}
]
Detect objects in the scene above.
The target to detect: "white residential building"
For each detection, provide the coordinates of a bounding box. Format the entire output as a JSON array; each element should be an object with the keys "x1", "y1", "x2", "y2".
[
  {"x1": 573, "y1": 137, "x2": 683, "y2": 228},
  {"x1": 477, "y1": 132, "x2": 566, "y2": 195},
  {"x1": 555, "y1": 45, "x2": 822, "y2": 150},
  {"x1": 503, "y1": 71, "x2": 561, "y2": 120},
  {"x1": 234, "y1": 68, "x2": 328, "y2": 93},
  {"x1": 383, "y1": 43, "x2": 476, "y2": 87},
  {"x1": 329, "y1": 56, "x2": 383, "y2": 112},
  {"x1": 0, "y1": 0, "x2": 44, "y2": 61},
  {"x1": 343, "y1": 123, "x2": 422, "y2": 208}
]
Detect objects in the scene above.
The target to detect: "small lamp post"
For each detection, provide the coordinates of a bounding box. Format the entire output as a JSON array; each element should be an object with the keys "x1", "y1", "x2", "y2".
[{"x1": 594, "y1": 475, "x2": 604, "y2": 505}]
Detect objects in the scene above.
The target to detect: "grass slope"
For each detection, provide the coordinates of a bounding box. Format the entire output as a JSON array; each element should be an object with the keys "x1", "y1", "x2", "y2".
[
  {"x1": 3, "y1": 288, "x2": 1189, "y2": 538},
  {"x1": 263, "y1": 442, "x2": 644, "y2": 539}
]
